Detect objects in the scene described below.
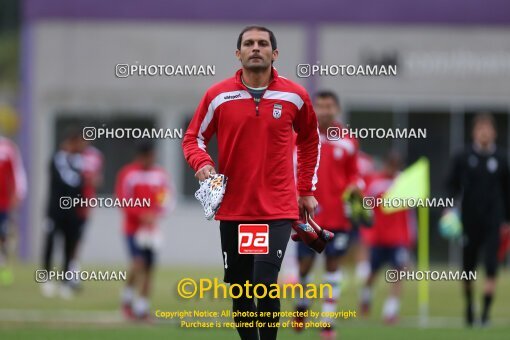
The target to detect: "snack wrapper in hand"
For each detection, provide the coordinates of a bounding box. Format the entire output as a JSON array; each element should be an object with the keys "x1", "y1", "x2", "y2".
[{"x1": 194, "y1": 174, "x2": 228, "y2": 220}]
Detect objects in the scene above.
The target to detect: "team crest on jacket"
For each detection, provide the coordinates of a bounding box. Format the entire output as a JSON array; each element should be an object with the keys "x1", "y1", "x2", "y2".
[{"x1": 273, "y1": 104, "x2": 282, "y2": 119}]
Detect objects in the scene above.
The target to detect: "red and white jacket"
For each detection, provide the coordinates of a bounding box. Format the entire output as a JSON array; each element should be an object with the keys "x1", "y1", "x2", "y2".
[
  {"x1": 183, "y1": 68, "x2": 320, "y2": 221},
  {"x1": 363, "y1": 172, "x2": 412, "y2": 247},
  {"x1": 0, "y1": 137, "x2": 27, "y2": 212},
  {"x1": 313, "y1": 123, "x2": 360, "y2": 231},
  {"x1": 115, "y1": 161, "x2": 172, "y2": 235}
]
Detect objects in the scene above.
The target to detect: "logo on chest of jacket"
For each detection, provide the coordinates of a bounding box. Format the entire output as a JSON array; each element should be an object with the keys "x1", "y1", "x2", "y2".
[{"x1": 273, "y1": 104, "x2": 282, "y2": 119}]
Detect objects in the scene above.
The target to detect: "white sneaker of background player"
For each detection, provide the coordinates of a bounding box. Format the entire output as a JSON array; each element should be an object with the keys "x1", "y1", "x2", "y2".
[
  {"x1": 59, "y1": 283, "x2": 74, "y2": 300},
  {"x1": 132, "y1": 297, "x2": 150, "y2": 318},
  {"x1": 41, "y1": 281, "x2": 57, "y2": 298},
  {"x1": 382, "y1": 296, "x2": 399, "y2": 320}
]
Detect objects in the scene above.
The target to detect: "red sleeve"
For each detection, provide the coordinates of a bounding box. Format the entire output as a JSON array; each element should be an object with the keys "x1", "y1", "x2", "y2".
[
  {"x1": 115, "y1": 167, "x2": 147, "y2": 216},
  {"x1": 293, "y1": 92, "x2": 320, "y2": 196},
  {"x1": 8, "y1": 142, "x2": 27, "y2": 201},
  {"x1": 182, "y1": 91, "x2": 217, "y2": 172},
  {"x1": 346, "y1": 138, "x2": 363, "y2": 190}
]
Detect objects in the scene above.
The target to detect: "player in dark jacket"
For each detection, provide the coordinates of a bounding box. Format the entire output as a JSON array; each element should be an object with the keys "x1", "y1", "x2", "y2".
[
  {"x1": 41, "y1": 128, "x2": 86, "y2": 299},
  {"x1": 446, "y1": 112, "x2": 510, "y2": 327}
]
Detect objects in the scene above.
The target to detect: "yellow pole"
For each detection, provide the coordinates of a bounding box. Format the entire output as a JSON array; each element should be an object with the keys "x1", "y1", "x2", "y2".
[{"x1": 417, "y1": 205, "x2": 429, "y2": 327}]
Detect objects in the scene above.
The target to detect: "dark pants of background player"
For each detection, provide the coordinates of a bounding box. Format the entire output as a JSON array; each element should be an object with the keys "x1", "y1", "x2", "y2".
[
  {"x1": 220, "y1": 219, "x2": 291, "y2": 340},
  {"x1": 125, "y1": 235, "x2": 155, "y2": 269},
  {"x1": 370, "y1": 246, "x2": 409, "y2": 273},
  {"x1": 462, "y1": 220, "x2": 500, "y2": 279},
  {"x1": 42, "y1": 215, "x2": 85, "y2": 278},
  {"x1": 0, "y1": 212, "x2": 8, "y2": 241},
  {"x1": 297, "y1": 230, "x2": 351, "y2": 259}
]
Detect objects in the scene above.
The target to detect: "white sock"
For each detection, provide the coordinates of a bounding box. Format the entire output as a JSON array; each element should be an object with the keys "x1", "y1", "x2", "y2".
[
  {"x1": 297, "y1": 273, "x2": 313, "y2": 308},
  {"x1": 356, "y1": 261, "x2": 371, "y2": 281},
  {"x1": 121, "y1": 287, "x2": 135, "y2": 305},
  {"x1": 132, "y1": 297, "x2": 149, "y2": 317},
  {"x1": 361, "y1": 286, "x2": 372, "y2": 304},
  {"x1": 382, "y1": 296, "x2": 400, "y2": 318},
  {"x1": 321, "y1": 271, "x2": 343, "y2": 323}
]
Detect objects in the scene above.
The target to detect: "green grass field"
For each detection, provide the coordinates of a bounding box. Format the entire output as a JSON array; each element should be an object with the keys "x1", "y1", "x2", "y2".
[{"x1": 0, "y1": 263, "x2": 509, "y2": 339}]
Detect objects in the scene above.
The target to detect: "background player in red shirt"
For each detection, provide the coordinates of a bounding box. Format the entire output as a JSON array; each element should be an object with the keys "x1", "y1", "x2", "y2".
[
  {"x1": 115, "y1": 142, "x2": 172, "y2": 320},
  {"x1": 355, "y1": 151, "x2": 377, "y2": 282},
  {"x1": 293, "y1": 91, "x2": 361, "y2": 339},
  {"x1": 359, "y1": 151, "x2": 414, "y2": 324},
  {"x1": 0, "y1": 136, "x2": 27, "y2": 286}
]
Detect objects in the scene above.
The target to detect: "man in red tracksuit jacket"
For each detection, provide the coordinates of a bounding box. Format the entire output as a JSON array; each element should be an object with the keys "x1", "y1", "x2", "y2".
[
  {"x1": 292, "y1": 91, "x2": 360, "y2": 339},
  {"x1": 359, "y1": 151, "x2": 414, "y2": 324},
  {"x1": 182, "y1": 26, "x2": 320, "y2": 340}
]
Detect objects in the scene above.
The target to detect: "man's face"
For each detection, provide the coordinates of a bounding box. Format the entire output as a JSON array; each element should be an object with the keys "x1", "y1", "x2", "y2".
[
  {"x1": 314, "y1": 97, "x2": 339, "y2": 129},
  {"x1": 236, "y1": 30, "x2": 278, "y2": 71},
  {"x1": 140, "y1": 152, "x2": 156, "y2": 168},
  {"x1": 473, "y1": 121, "x2": 496, "y2": 146},
  {"x1": 67, "y1": 137, "x2": 86, "y2": 153}
]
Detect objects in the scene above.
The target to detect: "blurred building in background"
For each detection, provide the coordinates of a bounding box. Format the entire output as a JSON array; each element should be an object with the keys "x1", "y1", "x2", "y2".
[{"x1": 5, "y1": 0, "x2": 510, "y2": 264}]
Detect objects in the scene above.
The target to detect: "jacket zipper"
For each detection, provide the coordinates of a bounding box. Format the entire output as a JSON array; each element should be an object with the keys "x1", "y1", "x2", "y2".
[{"x1": 241, "y1": 77, "x2": 275, "y2": 117}]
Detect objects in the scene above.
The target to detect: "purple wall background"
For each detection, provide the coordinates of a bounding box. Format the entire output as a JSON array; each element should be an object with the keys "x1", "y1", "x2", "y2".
[
  {"x1": 22, "y1": 0, "x2": 510, "y2": 24},
  {"x1": 18, "y1": 0, "x2": 510, "y2": 260}
]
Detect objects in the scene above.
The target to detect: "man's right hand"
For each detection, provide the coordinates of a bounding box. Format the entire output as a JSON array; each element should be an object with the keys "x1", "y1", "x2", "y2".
[
  {"x1": 139, "y1": 211, "x2": 157, "y2": 225},
  {"x1": 195, "y1": 165, "x2": 216, "y2": 181}
]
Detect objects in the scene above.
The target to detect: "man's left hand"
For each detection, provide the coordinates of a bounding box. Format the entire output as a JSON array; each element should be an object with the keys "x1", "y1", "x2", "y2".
[{"x1": 298, "y1": 196, "x2": 318, "y2": 219}]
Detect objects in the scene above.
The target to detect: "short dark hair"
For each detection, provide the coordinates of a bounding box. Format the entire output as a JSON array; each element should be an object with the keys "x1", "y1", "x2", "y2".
[
  {"x1": 136, "y1": 141, "x2": 155, "y2": 156},
  {"x1": 237, "y1": 26, "x2": 277, "y2": 51},
  {"x1": 314, "y1": 90, "x2": 340, "y2": 106},
  {"x1": 383, "y1": 149, "x2": 404, "y2": 170},
  {"x1": 472, "y1": 111, "x2": 496, "y2": 130},
  {"x1": 63, "y1": 125, "x2": 82, "y2": 142}
]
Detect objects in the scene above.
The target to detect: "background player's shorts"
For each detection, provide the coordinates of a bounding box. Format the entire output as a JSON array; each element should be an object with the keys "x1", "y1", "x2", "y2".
[
  {"x1": 370, "y1": 246, "x2": 409, "y2": 273},
  {"x1": 297, "y1": 230, "x2": 350, "y2": 259},
  {"x1": 462, "y1": 221, "x2": 500, "y2": 278},
  {"x1": 126, "y1": 235, "x2": 155, "y2": 269},
  {"x1": 0, "y1": 212, "x2": 8, "y2": 239},
  {"x1": 219, "y1": 219, "x2": 291, "y2": 284}
]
